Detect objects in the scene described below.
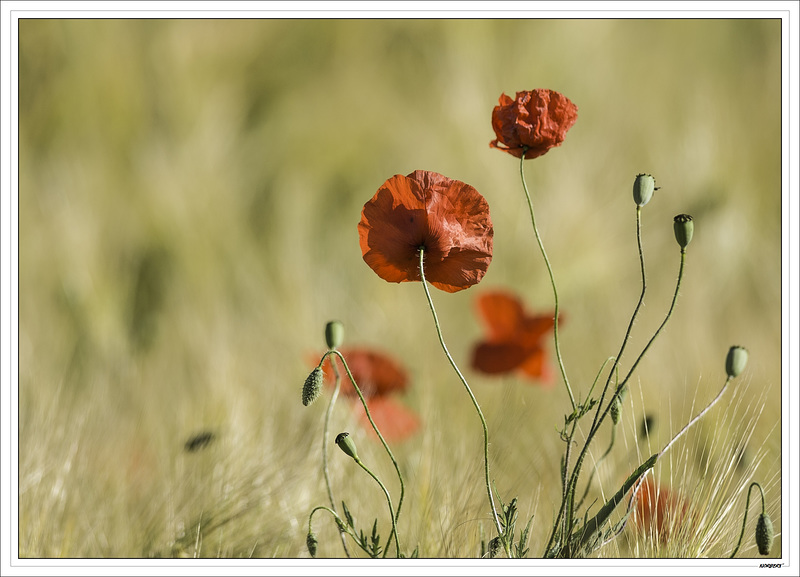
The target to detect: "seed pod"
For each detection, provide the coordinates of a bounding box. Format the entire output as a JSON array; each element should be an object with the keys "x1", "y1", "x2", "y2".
[
  {"x1": 325, "y1": 320, "x2": 344, "y2": 350},
  {"x1": 302, "y1": 367, "x2": 323, "y2": 406},
  {"x1": 755, "y1": 512, "x2": 774, "y2": 556},
  {"x1": 306, "y1": 531, "x2": 318, "y2": 557},
  {"x1": 673, "y1": 214, "x2": 694, "y2": 249},
  {"x1": 335, "y1": 432, "x2": 359, "y2": 460},
  {"x1": 725, "y1": 346, "x2": 749, "y2": 378},
  {"x1": 633, "y1": 173, "x2": 656, "y2": 207}
]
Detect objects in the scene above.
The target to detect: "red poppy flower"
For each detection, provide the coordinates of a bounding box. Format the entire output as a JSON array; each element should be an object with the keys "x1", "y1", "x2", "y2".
[
  {"x1": 633, "y1": 477, "x2": 689, "y2": 541},
  {"x1": 317, "y1": 348, "x2": 421, "y2": 442},
  {"x1": 358, "y1": 170, "x2": 493, "y2": 293},
  {"x1": 470, "y1": 290, "x2": 560, "y2": 384},
  {"x1": 322, "y1": 348, "x2": 408, "y2": 398},
  {"x1": 490, "y1": 89, "x2": 578, "y2": 160}
]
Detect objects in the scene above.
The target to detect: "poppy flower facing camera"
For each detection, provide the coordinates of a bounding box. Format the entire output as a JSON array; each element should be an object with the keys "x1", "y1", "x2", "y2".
[
  {"x1": 358, "y1": 170, "x2": 493, "y2": 293},
  {"x1": 490, "y1": 89, "x2": 578, "y2": 160},
  {"x1": 471, "y1": 290, "x2": 561, "y2": 385}
]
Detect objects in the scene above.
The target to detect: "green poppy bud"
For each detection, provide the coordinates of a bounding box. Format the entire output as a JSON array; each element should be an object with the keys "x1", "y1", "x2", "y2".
[
  {"x1": 755, "y1": 512, "x2": 774, "y2": 556},
  {"x1": 325, "y1": 320, "x2": 344, "y2": 349},
  {"x1": 673, "y1": 214, "x2": 694, "y2": 249},
  {"x1": 302, "y1": 367, "x2": 323, "y2": 406},
  {"x1": 335, "y1": 432, "x2": 359, "y2": 460},
  {"x1": 726, "y1": 346, "x2": 749, "y2": 378},
  {"x1": 633, "y1": 173, "x2": 656, "y2": 207},
  {"x1": 610, "y1": 396, "x2": 622, "y2": 425},
  {"x1": 306, "y1": 531, "x2": 318, "y2": 557}
]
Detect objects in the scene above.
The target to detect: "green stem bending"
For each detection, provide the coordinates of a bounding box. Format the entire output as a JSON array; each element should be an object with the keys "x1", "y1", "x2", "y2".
[
  {"x1": 519, "y1": 154, "x2": 575, "y2": 410},
  {"x1": 324, "y1": 349, "x2": 405, "y2": 554},
  {"x1": 546, "y1": 248, "x2": 687, "y2": 556},
  {"x1": 730, "y1": 482, "x2": 767, "y2": 558},
  {"x1": 354, "y1": 456, "x2": 401, "y2": 558},
  {"x1": 322, "y1": 354, "x2": 351, "y2": 557},
  {"x1": 418, "y1": 248, "x2": 508, "y2": 557}
]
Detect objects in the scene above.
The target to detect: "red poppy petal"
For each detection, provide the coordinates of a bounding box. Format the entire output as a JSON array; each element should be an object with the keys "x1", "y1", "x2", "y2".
[
  {"x1": 517, "y1": 347, "x2": 555, "y2": 386},
  {"x1": 471, "y1": 341, "x2": 529, "y2": 374},
  {"x1": 475, "y1": 291, "x2": 525, "y2": 340},
  {"x1": 321, "y1": 348, "x2": 408, "y2": 397},
  {"x1": 356, "y1": 397, "x2": 420, "y2": 442}
]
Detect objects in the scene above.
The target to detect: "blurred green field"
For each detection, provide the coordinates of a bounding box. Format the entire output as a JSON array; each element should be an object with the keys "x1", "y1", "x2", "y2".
[{"x1": 18, "y1": 18, "x2": 782, "y2": 559}]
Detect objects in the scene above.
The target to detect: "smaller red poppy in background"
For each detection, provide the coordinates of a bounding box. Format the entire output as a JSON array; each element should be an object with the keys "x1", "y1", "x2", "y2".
[
  {"x1": 490, "y1": 89, "x2": 578, "y2": 160},
  {"x1": 358, "y1": 170, "x2": 493, "y2": 293},
  {"x1": 470, "y1": 290, "x2": 560, "y2": 385},
  {"x1": 320, "y1": 348, "x2": 420, "y2": 442},
  {"x1": 632, "y1": 476, "x2": 690, "y2": 542}
]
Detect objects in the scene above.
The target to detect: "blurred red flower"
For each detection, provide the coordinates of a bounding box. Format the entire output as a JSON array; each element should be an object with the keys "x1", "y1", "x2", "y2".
[
  {"x1": 470, "y1": 290, "x2": 560, "y2": 385},
  {"x1": 322, "y1": 348, "x2": 408, "y2": 398},
  {"x1": 490, "y1": 89, "x2": 578, "y2": 160},
  {"x1": 633, "y1": 477, "x2": 689, "y2": 541},
  {"x1": 358, "y1": 170, "x2": 493, "y2": 293},
  {"x1": 320, "y1": 348, "x2": 420, "y2": 442}
]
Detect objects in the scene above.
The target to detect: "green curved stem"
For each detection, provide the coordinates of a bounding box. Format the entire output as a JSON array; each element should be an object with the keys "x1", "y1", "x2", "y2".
[
  {"x1": 519, "y1": 155, "x2": 575, "y2": 410},
  {"x1": 321, "y1": 353, "x2": 351, "y2": 557},
  {"x1": 418, "y1": 248, "x2": 508, "y2": 557},
  {"x1": 353, "y1": 455, "x2": 401, "y2": 558},
  {"x1": 546, "y1": 248, "x2": 686, "y2": 556},
  {"x1": 730, "y1": 482, "x2": 766, "y2": 558},
  {"x1": 324, "y1": 349, "x2": 405, "y2": 556},
  {"x1": 590, "y1": 206, "x2": 647, "y2": 434}
]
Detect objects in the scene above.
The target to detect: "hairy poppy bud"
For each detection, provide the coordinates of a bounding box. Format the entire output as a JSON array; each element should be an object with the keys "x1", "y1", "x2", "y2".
[
  {"x1": 610, "y1": 396, "x2": 622, "y2": 424},
  {"x1": 673, "y1": 214, "x2": 694, "y2": 249},
  {"x1": 726, "y1": 346, "x2": 748, "y2": 378},
  {"x1": 306, "y1": 531, "x2": 318, "y2": 557},
  {"x1": 325, "y1": 320, "x2": 344, "y2": 350},
  {"x1": 755, "y1": 512, "x2": 774, "y2": 555},
  {"x1": 335, "y1": 432, "x2": 359, "y2": 460},
  {"x1": 633, "y1": 174, "x2": 656, "y2": 207},
  {"x1": 302, "y1": 367, "x2": 323, "y2": 406}
]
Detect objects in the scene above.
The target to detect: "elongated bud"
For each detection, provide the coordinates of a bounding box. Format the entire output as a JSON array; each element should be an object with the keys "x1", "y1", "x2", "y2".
[
  {"x1": 335, "y1": 432, "x2": 359, "y2": 460},
  {"x1": 325, "y1": 320, "x2": 344, "y2": 350},
  {"x1": 673, "y1": 214, "x2": 694, "y2": 249},
  {"x1": 306, "y1": 531, "x2": 318, "y2": 557},
  {"x1": 755, "y1": 512, "x2": 774, "y2": 555},
  {"x1": 610, "y1": 396, "x2": 622, "y2": 424},
  {"x1": 726, "y1": 346, "x2": 748, "y2": 378},
  {"x1": 302, "y1": 367, "x2": 323, "y2": 406},
  {"x1": 633, "y1": 173, "x2": 656, "y2": 207}
]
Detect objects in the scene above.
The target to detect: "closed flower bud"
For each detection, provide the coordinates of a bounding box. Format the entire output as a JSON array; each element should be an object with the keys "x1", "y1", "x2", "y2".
[
  {"x1": 633, "y1": 173, "x2": 656, "y2": 207},
  {"x1": 325, "y1": 320, "x2": 344, "y2": 349},
  {"x1": 306, "y1": 531, "x2": 318, "y2": 557},
  {"x1": 302, "y1": 367, "x2": 323, "y2": 406},
  {"x1": 726, "y1": 346, "x2": 749, "y2": 378},
  {"x1": 755, "y1": 512, "x2": 774, "y2": 555},
  {"x1": 335, "y1": 432, "x2": 359, "y2": 460},
  {"x1": 673, "y1": 214, "x2": 694, "y2": 249},
  {"x1": 610, "y1": 396, "x2": 622, "y2": 424}
]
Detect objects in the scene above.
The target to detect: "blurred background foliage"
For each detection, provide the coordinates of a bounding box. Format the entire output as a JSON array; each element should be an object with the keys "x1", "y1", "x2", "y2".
[{"x1": 18, "y1": 18, "x2": 781, "y2": 558}]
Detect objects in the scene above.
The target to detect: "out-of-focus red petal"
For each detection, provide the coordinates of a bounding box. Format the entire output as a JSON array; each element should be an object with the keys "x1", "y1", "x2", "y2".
[
  {"x1": 321, "y1": 348, "x2": 408, "y2": 398},
  {"x1": 633, "y1": 477, "x2": 689, "y2": 541},
  {"x1": 471, "y1": 341, "x2": 529, "y2": 374},
  {"x1": 476, "y1": 291, "x2": 525, "y2": 341},
  {"x1": 355, "y1": 397, "x2": 420, "y2": 442}
]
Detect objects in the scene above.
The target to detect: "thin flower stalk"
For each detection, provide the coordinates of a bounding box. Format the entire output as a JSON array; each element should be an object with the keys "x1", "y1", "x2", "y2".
[
  {"x1": 323, "y1": 349, "x2": 405, "y2": 552},
  {"x1": 418, "y1": 247, "x2": 509, "y2": 557}
]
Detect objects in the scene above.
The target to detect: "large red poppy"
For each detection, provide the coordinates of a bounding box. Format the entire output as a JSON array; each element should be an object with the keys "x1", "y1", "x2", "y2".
[
  {"x1": 490, "y1": 89, "x2": 578, "y2": 160},
  {"x1": 358, "y1": 170, "x2": 493, "y2": 293},
  {"x1": 470, "y1": 290, "x2": 559, "y2": 384},
  {"x1": 633, "y1": 477, "x2": 689, "y2": 542}
]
